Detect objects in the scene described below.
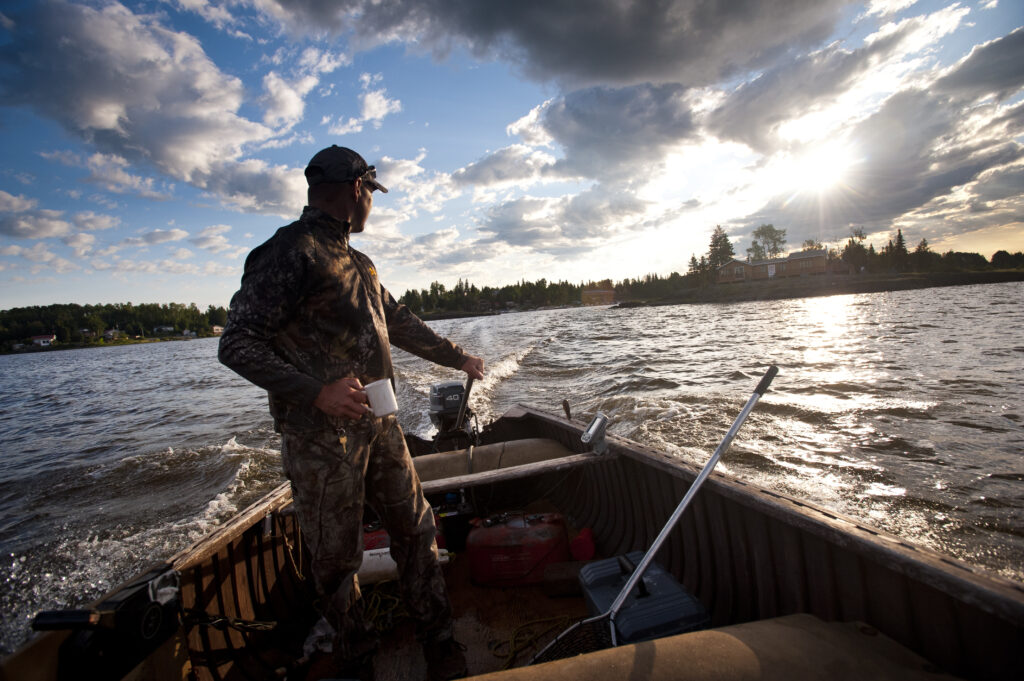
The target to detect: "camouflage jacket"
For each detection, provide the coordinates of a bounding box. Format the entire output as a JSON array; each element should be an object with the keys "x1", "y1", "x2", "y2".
[{"x1": 219, "y1": 207, "x2": 467, "y2": 432}]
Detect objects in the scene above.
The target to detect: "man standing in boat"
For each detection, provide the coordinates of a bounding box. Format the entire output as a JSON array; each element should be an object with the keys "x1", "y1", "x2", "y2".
[{"x1": 219, "y1": 145, "x2": 483, "y2": 681}]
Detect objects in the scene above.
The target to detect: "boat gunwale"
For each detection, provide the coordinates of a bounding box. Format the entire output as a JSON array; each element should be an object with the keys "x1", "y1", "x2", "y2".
[
  {"x1": 510, "y1": 404, "x2": 1024, "y2": 625},
  {"x1": 171, "y1": 481, "x2": 293, "y2": 572}
]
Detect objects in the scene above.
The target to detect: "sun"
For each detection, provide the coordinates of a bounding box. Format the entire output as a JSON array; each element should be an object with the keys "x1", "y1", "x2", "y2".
[{"x1": 784, "y1": 141, "x2": 858, "y2": 194}]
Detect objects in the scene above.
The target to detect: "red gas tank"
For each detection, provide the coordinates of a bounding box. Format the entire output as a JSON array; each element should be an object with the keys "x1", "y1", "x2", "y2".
[{"x1": 466, "y1": 512, "x2": 570, "y2": 586}]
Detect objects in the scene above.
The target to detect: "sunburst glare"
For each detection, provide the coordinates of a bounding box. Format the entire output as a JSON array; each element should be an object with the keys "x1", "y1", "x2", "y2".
[{"x1": 784, "y1": 141, "x2": 859, "y2": 195}]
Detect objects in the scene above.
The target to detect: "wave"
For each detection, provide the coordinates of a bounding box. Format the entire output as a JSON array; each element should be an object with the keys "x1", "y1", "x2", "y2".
[{"x1": 0, "y1": 433, "x2": 285, "y2": 655}]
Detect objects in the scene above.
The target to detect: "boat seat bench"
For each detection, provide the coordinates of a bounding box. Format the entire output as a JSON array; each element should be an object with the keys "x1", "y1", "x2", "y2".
[{"x1": 470, "y1": 613, "x2": 964, "y2": 681}]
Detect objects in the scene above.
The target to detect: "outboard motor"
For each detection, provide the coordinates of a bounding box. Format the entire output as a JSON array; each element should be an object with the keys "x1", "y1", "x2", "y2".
[
  {"x1": 429, "y1": 380, "x2": 471, "y2": 433},
  {"x1": 428, "y1": 380, "x2": 478, "y2": 449}
]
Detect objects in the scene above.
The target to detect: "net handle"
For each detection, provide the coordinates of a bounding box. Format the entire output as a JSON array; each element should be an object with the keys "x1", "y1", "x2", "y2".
[{"x1": 606, "y1": 366, "x2": 778, "y2": 631}]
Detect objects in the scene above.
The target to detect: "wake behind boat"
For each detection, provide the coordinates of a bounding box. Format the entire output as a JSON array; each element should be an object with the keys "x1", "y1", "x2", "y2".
[{"x1": 3, "y1": 370, "x2": 1022, "y2": 681}]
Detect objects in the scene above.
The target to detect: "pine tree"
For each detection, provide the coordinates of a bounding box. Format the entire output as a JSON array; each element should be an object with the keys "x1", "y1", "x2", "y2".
[
  {"x1": 893, "y1": 229, "x2": 910, "y2": 272},
  {"x1": 707, "y1": 226, "x2": 735, "y2": 270}
]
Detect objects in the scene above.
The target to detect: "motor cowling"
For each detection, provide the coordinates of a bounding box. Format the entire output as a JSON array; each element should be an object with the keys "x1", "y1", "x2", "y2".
[{"x1": 429, "y1": 380, "x2": 468, "y2": 433}]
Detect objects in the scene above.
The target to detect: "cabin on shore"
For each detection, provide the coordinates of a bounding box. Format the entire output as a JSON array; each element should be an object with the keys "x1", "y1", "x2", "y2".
[
  {"x1": 718, "y1": 249, "x2": 828, "y2": 283},
  {"x1": 581, "y1": 288, "x2": 615, "y2": 305},
  {"x1": 30, "y1": 334, "x2": 56, "y2": 347}
]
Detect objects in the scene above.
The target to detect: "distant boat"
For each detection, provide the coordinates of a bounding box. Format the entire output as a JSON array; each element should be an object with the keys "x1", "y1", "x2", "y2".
[{"x1": 4, "y1": 388, "x2": 1022, "y2": 681}]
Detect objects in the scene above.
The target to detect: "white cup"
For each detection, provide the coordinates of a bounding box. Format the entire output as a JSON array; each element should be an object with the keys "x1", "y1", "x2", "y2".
[{"x1": 363, "y1": 379, "x2": 398, "y2": 417}]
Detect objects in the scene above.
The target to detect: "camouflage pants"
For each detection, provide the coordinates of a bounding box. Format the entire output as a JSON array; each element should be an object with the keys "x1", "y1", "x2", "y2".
[{"x1": 280, "y1": 416, "x2": 452, "y2": 661}]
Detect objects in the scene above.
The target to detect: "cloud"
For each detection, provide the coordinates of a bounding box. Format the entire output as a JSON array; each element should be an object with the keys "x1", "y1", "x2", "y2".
[
  {"x1": 299, "y1": 47, "x2": 349, "y2": 74},
  {"x1": 476, "y1": 185, "x2": 650, "y2": 255},
  {"x1": 81, "y1": 154, "x2": 172, "y2": 199},
  {"x1": 197, "y1": 158, "x2": 307, "y2": 216},
  {"x1": 90, "y1": 257, "x2": 196, "y2": 275},
  {"x1": 451, "y1": 144, "x2": 556, "y2": 187},
  {"x1": 63, "y1": 232, "x2": 96, "y2": 258},
  {"x1": 158, "y1": 259, "x2": 201, "y2": 275},
  {"x1": 742, "y1": 85, "x2": 1024, "y2": 244},
  {"x1": 324, "y1": 73, "x2": 402, "y2": 135},
  {"x1": 2, "y1": 242, "x2": 78, "y2": 272},
  {"x1": 451, "y1": 83, "x2": 699, "y2": 203},
  {"x1": 173, "y1": 0, "x2": 234, "y2": 29},
  {"x1": 934, "y1": 27, "x2": 1024, "y2": 102},
  {"x1": 107, "y1": 259, "x2": 158, "y2": 274},
  {"x1": 0, "y1": 190, "x2": 37, "y2": 213},
  {"x1": 863, "y1": 0, "x2": 919, "y2": 19},
  {"x1": 0, "y1": 0, "x2": 289, "y2": 211},
  {"x1": 0, "y1": 209, "x2": 72, "y2": 239},
  {"x1": 35, "y1": 151, "x2": 173, "y2": 200},
  {"x1": 257, "y1": 130, "x2": 316, "y2": 151},
  {"x1": 356, "y1": 150, "x2": 462, "y2": 230},
  {"x1": 262, "y1": 71, "x2": 318, "y2": 128},
  {"x1": 73, "y1": 211, "x2": 121, "y2": 231},
  {"x1": 190, "y1": 224, "x2": 246, "y2": 255},
  {"x1": 0, "y1": 189, "x2": 92, "y2": 242},
  {"x1": 507, "y1": 102, "x2": 555, "y2": 146},
  {"x1": 360, "y1": 89, "x2": 402, "y2": 124},
  {"x1": 968, "y1": 163, "x2": 1024, "y2": 208},
  {"x1": 376, "y1": 227, "x2": 503, "y2": 277},
  {"x1": 261, "y1": 47, "x2": 348, "y2": 131},
  {"x1": 141, "y1": 228, "x2": 190, "y2": 244},
  {"x1": 707, "y1": 5, "x2": 970, "y2": 153},
  {"x1": 202, "y1": 260, "x2": 241, "y2": 276},
  {"x1": 499, "y1": 83, "x2": 698, "y2": 183},
  {"x1": 103, "y1": 228, "x2": 190, "y2": 253},
  {"x1": 250, "y1": 0, "x2": 849, "y2": 89},
  {"x1": 6, "y1": 171, "x2": 35, "y2": 186},
  {"x1": 39, "y1": 149, "x2": 80, "y2": 166},
  {"x1": 689, "y1": 18, "x2": 1024, "y2": 250}
]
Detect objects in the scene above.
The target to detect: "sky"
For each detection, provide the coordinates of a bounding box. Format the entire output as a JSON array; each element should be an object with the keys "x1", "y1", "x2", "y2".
[{"x1": 0, "y1": 0, "x2": 1022, "y2": 310}]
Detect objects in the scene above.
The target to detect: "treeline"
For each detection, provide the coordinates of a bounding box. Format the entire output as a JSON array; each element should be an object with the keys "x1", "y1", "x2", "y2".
[
  {"x1": 400, "y1": 224, "x2": 1023, "y2": 314},
  {"x1": 398, "y1": 270, "x2": 736, "y2": 315},
  {"x1": 399, "y1": 278, "x2": 590, "y2": 315},
  {"x1": 834, "y1": 229, "x2": 1024, "y2": 274},
  {"x1": 682, "y1": 224, "x2": 1024, "y2": 284},
  {"x1": 0, "y1": 302, "x2": 228, "y2": 347}
]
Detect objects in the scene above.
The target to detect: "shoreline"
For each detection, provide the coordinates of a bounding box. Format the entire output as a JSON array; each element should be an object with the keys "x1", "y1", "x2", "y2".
[
  {"x1": 1, "y1": 335, "x2": 214, "y2": 356},
  {"x1": 611, "y1": 270, "x2": 1024, "y2": 308},
  {"x1": 6, "y1": 273, "x2": 1021, "y2": 350},
  {"x1": 417, "y1": 271, "x2": 1024, "y2": 320}
]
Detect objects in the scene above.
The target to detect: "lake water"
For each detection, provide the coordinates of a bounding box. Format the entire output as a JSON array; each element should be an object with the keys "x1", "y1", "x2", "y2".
[{"x1": 1, "y1": 282, "x2": 1022, "y2": 654}]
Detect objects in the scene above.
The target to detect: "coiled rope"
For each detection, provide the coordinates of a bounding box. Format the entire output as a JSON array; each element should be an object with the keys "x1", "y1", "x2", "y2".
[{"x1": 488, "y1": 615, "x2": 576, "y2": 669}]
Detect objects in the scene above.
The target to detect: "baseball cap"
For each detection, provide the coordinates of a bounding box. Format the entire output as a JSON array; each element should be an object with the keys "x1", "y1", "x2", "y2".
[{"x1": 304, "y1": 145, "x2": 389, "y2": 193}]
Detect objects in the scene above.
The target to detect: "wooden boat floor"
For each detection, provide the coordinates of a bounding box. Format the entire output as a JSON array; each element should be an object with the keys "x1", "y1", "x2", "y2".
[{"x1": 370, "y1": 551, "x2": 590, "y2": 681}]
